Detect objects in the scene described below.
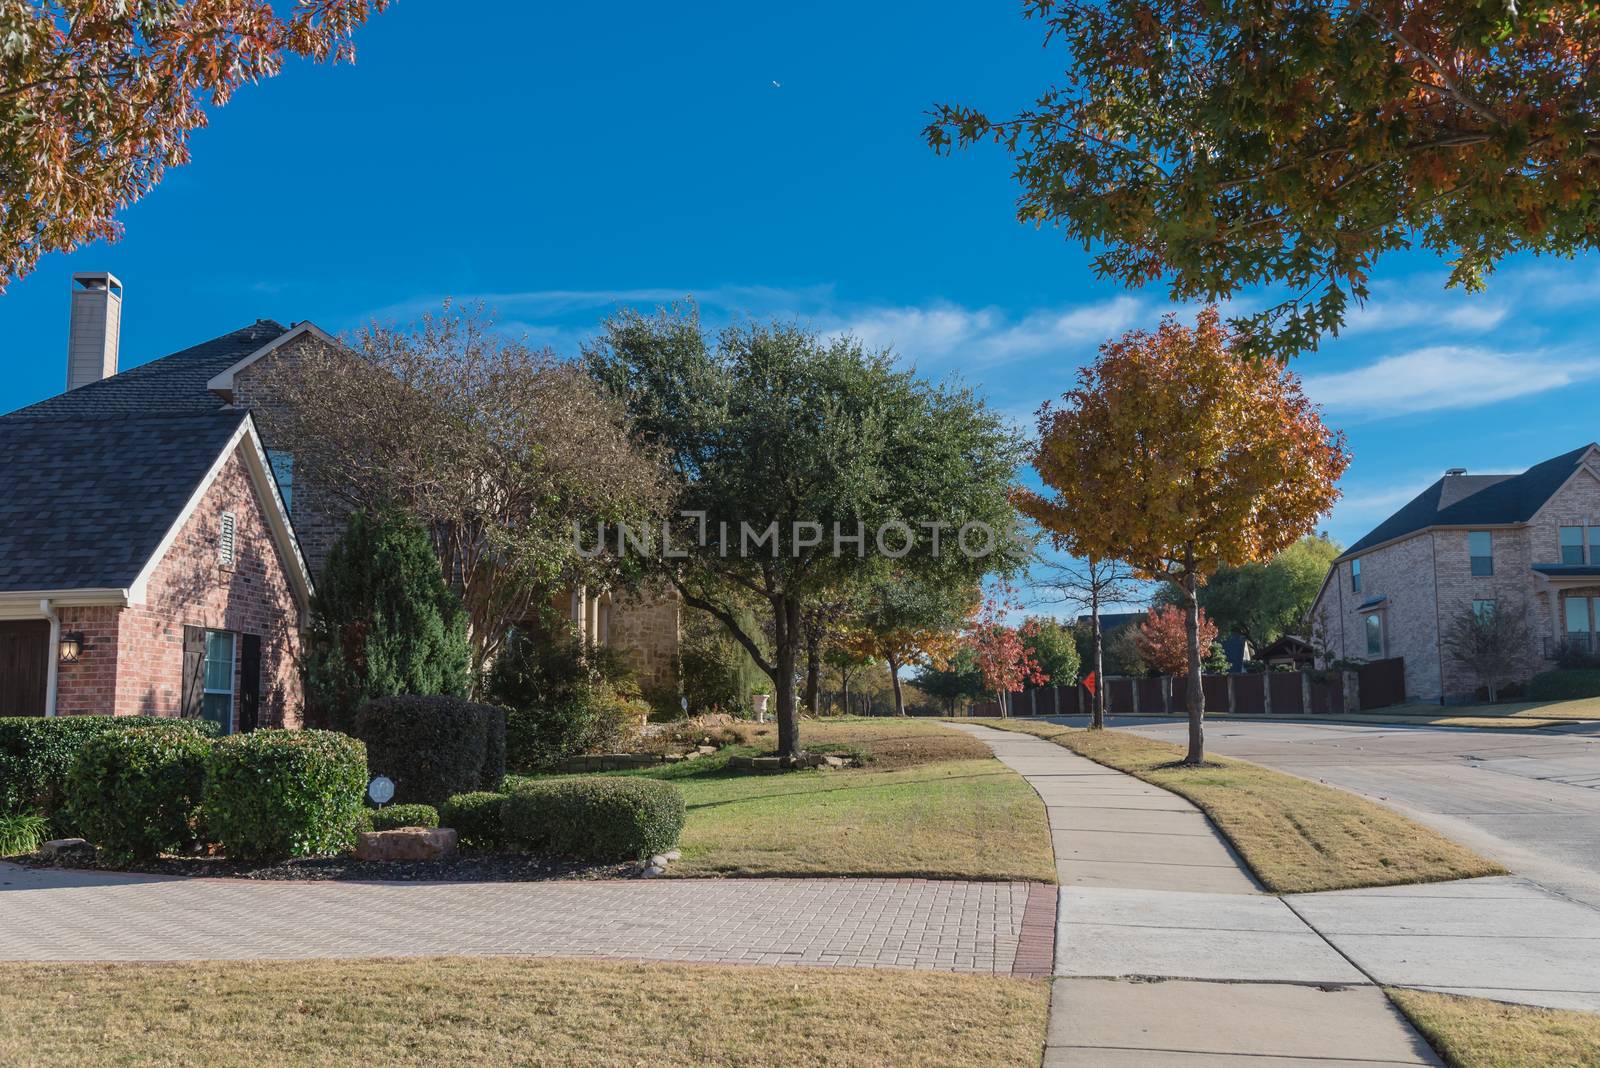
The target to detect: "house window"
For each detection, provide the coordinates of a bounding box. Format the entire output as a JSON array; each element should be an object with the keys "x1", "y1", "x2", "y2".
[
  {"x1": 1351, "y1": 557, "x2": 1362, "y2": 593},
  {"x1": 218, "y1": 512, "x2": 237, "y2": 569},
  {"x1": 1364, "y1": 612, "x2": 1383, "y2": 657},
  {"x1": 1473, "y1": 599, "x2": 1497, "y2": 620},
  {"x1": 1469, "y1": 531, "x2": 1493, "y2": 576},
  {"x1": 1561, "y1": 526, "x2": 1585, "y2": 565},
  {"x1": 202, "y1": 630, "x2": 236, "y2": 734},
  {"x1": 267, "y1": 450, "x2": 294, "y2": 513}
]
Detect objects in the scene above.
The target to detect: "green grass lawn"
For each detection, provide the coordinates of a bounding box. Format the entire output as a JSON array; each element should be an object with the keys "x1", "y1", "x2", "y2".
[
  {"x1": 0, "y1": 957, "x2": 1050, "y2": 1067},
  {"x1": 508, "y1": 718, "x2": 1057, "y2": 883},
  {"x1": 980, "y1": 720, "x2": 1502, "y2": 893},
  {"x1": 1388, "y1": 989, "x2": 1600, "y2": 1068}
]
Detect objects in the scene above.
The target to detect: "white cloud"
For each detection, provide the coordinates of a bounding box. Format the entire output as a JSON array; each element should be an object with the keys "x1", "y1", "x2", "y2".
[
  {"x1": 1340, "y1": 298, "x2": 1509, "y2": 336},
  {"x1": 1302, "y1": 345, "x2": 1599, "y2": 418},
  {"x1": 829, "y1": 295, "x2": 1145, "y2": 368}
]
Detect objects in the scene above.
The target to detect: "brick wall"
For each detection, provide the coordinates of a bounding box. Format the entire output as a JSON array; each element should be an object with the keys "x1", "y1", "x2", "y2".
[
  {"x1": 53, "y1": 445, "x2": 305, "y2": 728},
  {"x1": 1431, "y1": 525, "x2": 1539, "y2": 699},
  {"x1": 1315, "y1": 532, "x2": 1442, "y2": 701}
]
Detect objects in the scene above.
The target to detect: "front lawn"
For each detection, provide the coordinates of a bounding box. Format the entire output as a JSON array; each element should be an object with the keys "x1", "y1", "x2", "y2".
[
  {"x1": 981, "y1": 721, "x2": 1502, "y2": 893},
  {"x1": 1387, "y1": 989, "x2": 1600, "y2": 1068},
  {"x1": 0, "y1": 956, "x2": 1050, "y2": 1067},
  {"x1": 508, "y1": 718, "x2": 1057, "y2": 883}
]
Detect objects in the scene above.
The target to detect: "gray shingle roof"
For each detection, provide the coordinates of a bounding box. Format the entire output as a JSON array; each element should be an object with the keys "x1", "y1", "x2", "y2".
[
  {"x1": 1344, "y1": 445, "x2": 1598, "y2": 558},
  {"x1": 0, "y1": 321, "x2": 287, "y2": 422},
  {"x1": 0, "y1": 412, "x2": 247, "y2": 592}
]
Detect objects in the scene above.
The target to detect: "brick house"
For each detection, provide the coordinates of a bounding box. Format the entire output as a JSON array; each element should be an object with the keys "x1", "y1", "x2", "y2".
[
  {"x1": 1310, "y1": 444, "x2": 1600, "y2": 703},
  {"x1": 0, "y1": 273, "x2": 679, "y2": 725}
]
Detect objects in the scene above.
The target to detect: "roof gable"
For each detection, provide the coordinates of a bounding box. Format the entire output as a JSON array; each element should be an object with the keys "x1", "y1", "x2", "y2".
[
  {"x1": 0, "y1": 321, "x2": 289, "y2": 423},
  {"x1": 205, "y1": 321, "x2": 342, "y2": 400},
  {"x1": 1343, "y1": 444, "x2": 1599, "y2": 557}
]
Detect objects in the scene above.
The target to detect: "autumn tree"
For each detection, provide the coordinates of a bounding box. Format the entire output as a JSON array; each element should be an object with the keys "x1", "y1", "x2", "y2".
[
  {"x1": 1034, "y1": 553, "x2": 1141, "y2": 727},
  {"x1": 926, "y1": 0, "x2": 1600, "y2": 358},
  {"x1": 968, "y1": 598, "x2": 1050, "y2": 716},
  {"x1": 840, "y1": 576, "x2": 976, "y2": 717},
  {"x1": 256, "y1": 302, "x2": 668, "y2": 676},
  {"x1": 1017, "y1": 310, "x2": 1349, "y2": 762},
  {"x1": 586, "y1": 306, "x2": 1023, "y2": 760},
  {"x1": 0, "y1": 0, "x2": 387, "y2": 290},
  {"x1": 1137, "y1": 605, "x2": 1219, "y2": 677},
  {"x1": 1443, "y1": 600, "x2": 1532, "y2": 702}
]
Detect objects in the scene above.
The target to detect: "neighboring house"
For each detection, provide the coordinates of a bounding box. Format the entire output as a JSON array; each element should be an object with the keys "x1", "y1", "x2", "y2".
[
  {"x1": 0, "y1": 273, "x2": 679, "y2": 723},
  {"x1": 1310, "y1": 445, "x2": 1600, "y2": 703},
  {"x1": 1257, "y1": 634, "x2": 1316, "y2": 671}
]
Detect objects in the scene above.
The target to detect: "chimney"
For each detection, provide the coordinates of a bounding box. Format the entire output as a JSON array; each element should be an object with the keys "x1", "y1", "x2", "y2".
[
  {"x1": 1445, "y1": 467, "x2": 1467, "y2": 476},
  {"x1": 66, "y1": 272, "x2": 123, "y2": 391}
]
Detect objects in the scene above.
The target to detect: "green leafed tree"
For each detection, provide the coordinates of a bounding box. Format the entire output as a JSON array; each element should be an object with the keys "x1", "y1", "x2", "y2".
[
  {"x1": 306, "y1": 511, "x2": 473, "y2": 729},
  {"x1": 1022, "y1": 616, "x2": 1080, "y2": 689},
  {"x1": 926, "y1": 0, "x2": 1600, "y2": 357},
  {"x1": 586, "y1": 306, "x2": 1024, "y2": 758},
  {"x1": 1155, "y1": 535, "x2": 1343, "y2": 647},
  {"x1": 913, "y1": 646, "x2": 986, "y2": 715}
]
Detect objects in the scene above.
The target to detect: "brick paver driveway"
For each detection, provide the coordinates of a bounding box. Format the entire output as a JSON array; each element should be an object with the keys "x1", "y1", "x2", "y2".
[{"x1": 0, "y1": 863, "x2": 1042, "y2": 974}]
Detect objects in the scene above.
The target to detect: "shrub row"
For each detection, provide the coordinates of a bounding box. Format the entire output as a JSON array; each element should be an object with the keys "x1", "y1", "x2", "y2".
[
  {"x1": 52, "y1": 726, "x2": 366, "y2": 862},
  {"x1": 0, "y1": 716, "x2": 218, "y2": 824},
  {"x1": 502, "y1": 777, "x2": 684, "y2": 860},
  {"x1": 351, "y1": 695, "x2": 506, "y2": 803},
  {"x1": 369, "y1": 803, "x2": 439, "y2": 831},
  {"x1": 439, "y1": 791, "x2": 506, "y2": 849},
  {"x1": 1528, "y1": 668, "x2": 1600, "y2": 701}
]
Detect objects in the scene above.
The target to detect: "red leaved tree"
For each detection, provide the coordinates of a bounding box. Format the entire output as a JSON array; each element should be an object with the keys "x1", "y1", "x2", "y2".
[
  {"x1": 969, "y1": 598, "x2": 1049, "y2": 716},
  {"x1": 1137, "y1": 605, "x2": 1219, "y2": 677}
]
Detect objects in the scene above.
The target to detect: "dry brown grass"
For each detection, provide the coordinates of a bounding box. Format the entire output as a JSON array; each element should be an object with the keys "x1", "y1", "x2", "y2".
[
  {"x1": 985, "y1": 720, "x2": 1503, "y2": 893},
  {"x1": 729, "y1": 717, "x2": 993, "y2": 769},
  {"x1": 0, "y1": 956, "x2": 1050, "y2": 1067},
  {"x1": 1387, "y1": 988, "x2": 1600, "y2": 1068}
]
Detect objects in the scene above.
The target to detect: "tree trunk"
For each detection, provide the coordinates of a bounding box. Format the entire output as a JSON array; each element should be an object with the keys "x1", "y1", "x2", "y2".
[
  {"x1": 888, "y1": 652, "x2": 906, "y2": 716},
  {"x1": 1091, "y1": 586, "x2": 1106, "y2": 730},
  {"x1": 804, "y1": 627, "x2": 821, "y2": 717},
  {"x1": 774, "y1": 596, "x2": 802, "y2": 760},
  {"x1": 840, "y1": 675, "x2": 851, "y2": 718},
  {"x1": 1182, "y1": 552, "x2": 1205, "y2": 764}
]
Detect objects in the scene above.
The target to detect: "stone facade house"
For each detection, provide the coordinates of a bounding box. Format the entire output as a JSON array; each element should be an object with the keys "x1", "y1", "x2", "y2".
[
  {"x1": 0, "y1": 273, "x2": 679, "y2": 725},
  {"x1": 1310, "y1": 444, "x2": 1600, "y2": 703}
]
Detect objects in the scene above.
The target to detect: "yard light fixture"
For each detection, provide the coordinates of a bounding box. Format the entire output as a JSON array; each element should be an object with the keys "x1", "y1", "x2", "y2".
[{"x1": 58, "y1": 633, "x2": 83, "y2": 663}]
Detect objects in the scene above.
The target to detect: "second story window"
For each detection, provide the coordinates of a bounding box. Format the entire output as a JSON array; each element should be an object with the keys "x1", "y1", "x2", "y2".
[
  {"x1": 1351, "y1": 557, "x2": 1362, "y2": 593},
  {"x1": 1561, "y1": 526, "x2": 1585, "y2": 564},
  {"x1": 1364, "y1": 612, "x2": 1383, "y2": 657},
  {"x1": 1469, "y1": 531, "x2": 1493, "y2": 576}
]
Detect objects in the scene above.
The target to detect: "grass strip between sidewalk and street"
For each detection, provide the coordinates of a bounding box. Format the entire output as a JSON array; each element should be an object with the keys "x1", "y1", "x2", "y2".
[
  {"x1": 509, "y1": 718, "x2": 1058, "y2": 883},
  {"x1": 979, "y1": 720, "x2": 1504, "y2": 893},
  {"x1": 0, "y1": 956, "x2": 1051, "y2": 1068},
  {"x1": 1387, "y1": 988, "x2": 1600, "y2": 1068}
]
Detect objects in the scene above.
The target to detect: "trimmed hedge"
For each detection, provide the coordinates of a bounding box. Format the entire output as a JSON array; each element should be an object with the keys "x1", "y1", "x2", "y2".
[
  {"x1": 350, "y1": 695, "x2": 507, "y2": 804},
  {"x1": 1528, "y1": 668, "x2": 1600, "y2": 701},
  {"x1": 204, "y1": 730, "x2": 367, "y2": 861},
  {"x1": 370, "y1": 803, "x2": 439, "y2": 830},
  {"x1": 503, "y1": 777, "x2": 684, "y2": 860},
  {"x1": 0, "y1": 715, "x2": 219, "y2": 822},
  {"x1": 439, "y1": 791, "x2": 507, "y2": 849},
  {"x1": 63, "y1": 725, "x2": 212, "y2": 860}
]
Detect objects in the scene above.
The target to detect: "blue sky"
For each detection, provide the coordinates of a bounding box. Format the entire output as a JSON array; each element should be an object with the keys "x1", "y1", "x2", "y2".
[{"x1": 3, "y1": 1, "x2": 1599, "y2": 568}]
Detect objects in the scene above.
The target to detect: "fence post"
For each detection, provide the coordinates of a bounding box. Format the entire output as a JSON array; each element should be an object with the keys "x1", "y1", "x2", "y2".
[
  {"x1": 1029, "y1": 688, "x2": 1038, "y2": 716},
  {"x1": 1261, "y1": 673, "x2": 1272, "y2": 715},
  {"x1": 1226, "y1": 675, "x2": 1236, "y2": 714},
  {"x1": 1053, "y1": 686, "x2": 1061, "y2": 715},
  {"x1": 1301, "y1": 672, "x2": 1313, "y2": 715},
  {"x1": 1343, "y1": 670, "x2": 1361, "y2": 714}
]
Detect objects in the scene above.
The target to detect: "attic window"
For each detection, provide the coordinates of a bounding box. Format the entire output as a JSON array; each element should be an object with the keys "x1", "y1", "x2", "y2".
[{"x1": 219, "y1": 512, "x2": 237, "y2": 569}]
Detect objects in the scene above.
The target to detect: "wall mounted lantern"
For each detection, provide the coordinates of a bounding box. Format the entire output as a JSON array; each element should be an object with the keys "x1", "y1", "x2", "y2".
[{"x1": 59, "y1": 633, "x2": 84, "y2": 663}]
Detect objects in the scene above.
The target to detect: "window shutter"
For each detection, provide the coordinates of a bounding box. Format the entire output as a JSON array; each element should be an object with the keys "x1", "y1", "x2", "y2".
[
  {"x1": 219, "y1": 512, "x2": 237, "y2": 568},
  {"x1": 239, "y1": 634, "x2": 262, "y2": 732},
  {"x1": 181, "y1": 626, "x2": 205, "y2": 720}
]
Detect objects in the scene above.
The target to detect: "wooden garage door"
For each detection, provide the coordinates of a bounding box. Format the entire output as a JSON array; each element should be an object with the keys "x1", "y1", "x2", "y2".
[{"x1": 0, "y1": 620, "x2": 50, "y2": 716}]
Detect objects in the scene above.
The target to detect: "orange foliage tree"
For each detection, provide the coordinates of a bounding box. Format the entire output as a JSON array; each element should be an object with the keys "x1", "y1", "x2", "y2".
[
  {"x1": 1137, "y1": 605, "x2": 1218, "y2": 678},
  {"x1": 838, "y1": 576, "x2": 976, "y2": 717},
  {"x1": 0, "y1": 0, "x2": 388, "y2": 290},
  {"x1": 1016, "y1": 309, "x2": 1349, "y2": 762}
]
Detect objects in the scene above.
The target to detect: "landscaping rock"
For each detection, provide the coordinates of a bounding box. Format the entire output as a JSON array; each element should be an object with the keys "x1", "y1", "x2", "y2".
[
  {"x1": 664, "y1": 850, "x2": 681, "y2": 861},
  {"x1": 38, "y1": 838, "x2": 94, "y2": 860},
  {"x1": 355, "y1": 827, "x2": 458, "y2": 862},
  {"x1": 649, "y1": 854, "x2": 668, "y2": 868},
  {"x1": 640, "y1": 864, "x2": 665, "y2": 878}
]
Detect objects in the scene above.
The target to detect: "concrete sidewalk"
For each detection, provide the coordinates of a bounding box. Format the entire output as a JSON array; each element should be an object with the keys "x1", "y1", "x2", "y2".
[{"x1": 948, "y1": 723, "x2": 1444, "y2": 1067}]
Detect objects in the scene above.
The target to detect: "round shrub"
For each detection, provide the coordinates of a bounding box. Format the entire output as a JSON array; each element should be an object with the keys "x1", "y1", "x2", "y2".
[
  {"x1": 1528, "y1": 668, "x2": 1600, "y2": 701},
  {"x1": 439, "y1": 791, "x2": 507, "y2": 849},
  {"x1": 370, "y1": 803, "x2": 439, "y2": 830},
  {"x1": 350, "y1": 695, "x2": 506, "y2": 804},
  {"x1": 503, "y1": 777, "x2": 684, "y2": 860},
  {"x1": 0, "y1": 715, "x2": 219, "y2": 826},
  {"x1": 204, "y1": 730, "x2": 367, "y2": 861},
  {"x1": 64, "y1": 725, "x2": 212, "y2": 860}
]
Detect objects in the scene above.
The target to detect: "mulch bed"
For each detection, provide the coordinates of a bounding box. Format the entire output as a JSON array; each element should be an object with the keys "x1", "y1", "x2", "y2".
[{"x1": 6, "y1": 850, "x2": 636, "y2": 883}]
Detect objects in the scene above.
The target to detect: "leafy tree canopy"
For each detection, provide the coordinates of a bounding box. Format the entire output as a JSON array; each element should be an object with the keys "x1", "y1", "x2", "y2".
[
  {"x1": 1155, "y1": 535, "x2": 1343, "y2": 646},
  {"x1": 0, "y1": 0, "x2": 386, "y2": 290},
  {"x1": 1022, "y1": 616, "x2": 1080, "y2": 688},
  {"x1": 927, "y1": 0, "x2": 1600, "y2": 357}
]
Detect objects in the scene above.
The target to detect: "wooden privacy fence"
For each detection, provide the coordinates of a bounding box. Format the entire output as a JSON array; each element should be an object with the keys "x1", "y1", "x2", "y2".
[{"x1": 968, "y1": 658, "x2": 1406, "y2": 717}]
